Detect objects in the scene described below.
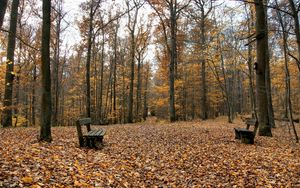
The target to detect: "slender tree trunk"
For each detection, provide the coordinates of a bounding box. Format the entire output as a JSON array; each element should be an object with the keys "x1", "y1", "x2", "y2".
[
  {"x1": 52, "y1": 2, "x2": 62, "y2": 126},
  {"x1": 136, "y1": 54, "x2": 142, "y2": 121},
  {"x1": 113, "y1": 24, "x2": 118, "y2": 124},
  {"x1": 32, "y1": 64, "x2": 37, "y2": 126},
  {"x1": 0, "y1": 0, "x2": 8, "y2": 28},
  {"x1": 99, "y1": 31, "x2": 105, "y2": 122},
  {"x1": 40, "y1": 0, "x2": 52, "y2": 142},
  {"x1": 143, "y1": 64, "x2": 149, "y2": 120},
  {"x1": 254, "y1": 0, "x2": 272, "y2": 137},
  {"x1": 276, "y1": 2, "x2": 299, "y2": 142},
  {"x1": 86, "y1": 0, "x2": 95, "y2": 118},
  {"x1": 1, "y1": 0, "x2": 20, "y2": 128}
]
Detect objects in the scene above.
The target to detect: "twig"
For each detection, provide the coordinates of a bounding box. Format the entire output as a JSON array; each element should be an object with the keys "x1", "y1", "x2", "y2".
[{"x1": 0, "y1": 28, "x2": 39, "y2": 51}]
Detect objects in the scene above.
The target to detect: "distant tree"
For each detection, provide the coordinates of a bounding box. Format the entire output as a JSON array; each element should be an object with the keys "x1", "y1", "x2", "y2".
[
  {"x1": 147, "y1": 0, "x2": 191, "y2": 122},
  {"x1": 1, "y1": 0, "x2": 20, "y2": 127},
  {"x1": 40, "y1": 0, "x2": 52, "y2": 142},
  {"x1": 0, "y1": 0, "x2": 8, "y2": 28},
  {"x1": 191, "y1": 0, "x2": 213, "y2": 120},
  {"x1": 254, "y1": 0, "x2": 272, "y2": 136},
  {"x1": 126, "y1": 0, "x2": 142, "y2": 123}
]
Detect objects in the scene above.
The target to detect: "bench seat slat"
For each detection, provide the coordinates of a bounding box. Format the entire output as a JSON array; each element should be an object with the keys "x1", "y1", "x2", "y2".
[{"x1": 84, "y1": 129, "x2": 105, "y2": 137}]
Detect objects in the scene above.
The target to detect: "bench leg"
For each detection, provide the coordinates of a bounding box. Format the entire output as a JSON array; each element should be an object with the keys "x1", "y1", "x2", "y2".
[{"x1": 234, "y1": 129, "x2": 241, "y2": 139}]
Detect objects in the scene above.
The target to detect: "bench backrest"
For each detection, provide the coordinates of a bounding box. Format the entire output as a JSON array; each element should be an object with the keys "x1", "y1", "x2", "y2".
[
  {"x1": 245, "y1": 118, "x2": 257, "y2": 125},
  {"x1": 76, "y1": 118, "x2": 92, "y2": 146}
]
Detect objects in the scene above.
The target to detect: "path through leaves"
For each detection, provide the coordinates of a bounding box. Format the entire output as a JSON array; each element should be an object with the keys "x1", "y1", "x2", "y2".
[{"x1": 0, "y1": 118, "x2": 300, "y2": 187}]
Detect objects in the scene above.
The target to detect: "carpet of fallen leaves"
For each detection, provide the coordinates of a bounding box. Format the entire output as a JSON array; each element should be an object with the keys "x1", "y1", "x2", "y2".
[{"x1": 1, "y1": 117, "x2": 300, "y2": 187}]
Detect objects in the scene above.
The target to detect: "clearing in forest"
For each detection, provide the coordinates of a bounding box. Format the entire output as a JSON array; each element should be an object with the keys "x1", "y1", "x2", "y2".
[{"x1": 0, "y1": 117, "x2": 300, "y2": 187}]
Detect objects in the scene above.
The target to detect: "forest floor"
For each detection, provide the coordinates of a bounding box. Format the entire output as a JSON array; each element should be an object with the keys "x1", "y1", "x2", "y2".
[{"x1": 0, "y1": 117, "x2": 300, "y2": 187}]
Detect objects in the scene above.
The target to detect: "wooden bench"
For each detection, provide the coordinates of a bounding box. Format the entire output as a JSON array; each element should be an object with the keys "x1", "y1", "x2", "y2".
[
  {"x1": 76, "y1": 118, "x2": 105, "y2": 148},
  {"x1": 234, "y1": 118, "x2": 257, "y2": 144},
  {"x1": 234, "y1": 128, "x2": 254, "y2": 144}
]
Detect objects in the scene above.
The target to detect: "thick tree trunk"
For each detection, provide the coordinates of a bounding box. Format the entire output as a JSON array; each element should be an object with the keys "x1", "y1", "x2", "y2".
[
  {"x1": 2, "y1": 0, "x2": 20, "y2": 128},
  {"x1": 169, "y1": 5, "x2": 176, "y2": 122},
  {"x1": 266, "y1": 60, "x2": 275, "y2": 128},
  {"x1": 40, "y1": 0, "x2": 52, "y2": 142},
  {"x1": 0, "y1": 0, "x2": 8, "y2": 28},
  {"x1": 254, "y1": 0, "x2": 272, "y2": 137},
  {"x1": 127, "y1": 3, "x2": 139, "y2": 123},
  {"x1": 200, "y1": 9, "x2": 208, "y2": 120},
  {"x1": 289, "y1": 0, "x2": 300, "y2": 66}
]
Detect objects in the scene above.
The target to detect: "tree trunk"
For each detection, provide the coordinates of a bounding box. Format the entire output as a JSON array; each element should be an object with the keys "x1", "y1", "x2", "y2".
[
  {"x1": 289, "y1": 0, "x2": 300, "y2": 67},
  {"x1": 143, "y1": 64, "x2": 149, "y2": 120},
  {"x1": 0, "y1": 0, "x2": 8, "y2": 28},
  {"x1": 99, "y1": 31, "x2": 105, "y2": 122},
  {"x1": 52, "y1": 1, "x2": 62, "y2": 126},
  {"x1": 32, "y1": 64, "x2": 37, "y2": 126},
  {"x1": 136, "y1": 54, "x2": 142, "y2": 121},
  {"x1": 254, "y1": 0, "x2": 272, "y2": 137},
  {"x1": 40, "y1": 0, "x2": 52, "y2": 142},
  {"x1": 85, "y1": 1, "x2": 94, "y2": 118},
  {"x1": 169, "y1": 4, "x2": 176, "y2": 122},
  {"x1": 127, "y1": 3, "x2": 139, "y2": 123},
  {"x1": 200, "y1": 9, "x2": 208, "y2": 120},
  {"x1": 113, "y1": 23, "x2": 118, "y2": 124},
  {"x1": 1, "y1": 0, "x2": 20, "y2": 128}
]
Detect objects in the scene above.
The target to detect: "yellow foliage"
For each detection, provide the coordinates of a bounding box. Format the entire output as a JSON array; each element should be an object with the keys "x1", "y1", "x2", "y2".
[{"x1": 13, "y1": 115, "x2": 28, "y2": 127}]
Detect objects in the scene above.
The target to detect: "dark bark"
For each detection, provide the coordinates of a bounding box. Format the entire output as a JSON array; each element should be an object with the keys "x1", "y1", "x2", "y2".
[
  {"x1": 99, "y1": 31, "x2": 105, "y2": 122},
  {"x1": 289, "y1": 0, "x2": 300, "y2": 68},
  {"x1": 40, "y1": 0, "x2": 52, "y2": 142},
  {"x1": 169, "y1": 3, "x2": 177, "y2": 122},
  {"x1": 136, "y1": 54, "x2": 142, "y2": 121},
  {"x1": 143, "y1": 64, "x2": 149, "y2": 120},
  {"x1": 254, "y1": 0, "x2": 272, "y2": 137},
  {"x1": 32, "y1": 64, "x2": 37, "y2": 126},
  {"x1": 1, "y1": 0, "x2": 20, "y2": 127},
  {"x1": 113, "y1": 23, "x2": 118, "y2": 124},
  {"x1": 0, "y1": 0, "x2": 8, "y2": 28},
  {"x1": 200, "y1": 8, "x2": 208, "y2": 120}
]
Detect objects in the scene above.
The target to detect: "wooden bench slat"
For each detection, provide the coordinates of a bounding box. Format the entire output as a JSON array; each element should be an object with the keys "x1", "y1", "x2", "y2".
[
  {"x1": 77, "y1": 118, "x2": 92, "y2": 125},
  {"x1": 85, "y1": 129, "x2": 105, "y2": 137}
]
